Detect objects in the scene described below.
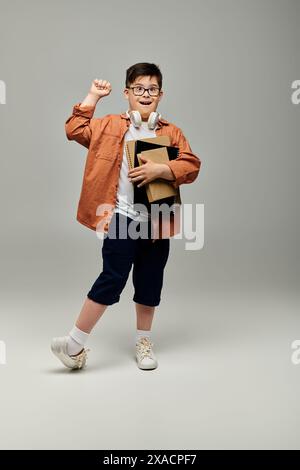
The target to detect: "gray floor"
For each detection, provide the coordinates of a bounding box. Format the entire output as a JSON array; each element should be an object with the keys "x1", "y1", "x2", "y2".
[{"x1": 1, "y1": 277, "x2": 299, "y2": 449}]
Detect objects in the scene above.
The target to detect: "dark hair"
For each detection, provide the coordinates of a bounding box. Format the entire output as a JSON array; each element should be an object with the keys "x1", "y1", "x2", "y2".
[{"x1": 125, "y1": 62, "x2": 162, "y2": 89}]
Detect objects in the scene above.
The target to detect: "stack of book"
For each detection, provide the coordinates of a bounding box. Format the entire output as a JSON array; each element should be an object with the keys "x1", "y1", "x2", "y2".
[{"x1": 125, "y1": 136, "x2": 181, "y2": 208}]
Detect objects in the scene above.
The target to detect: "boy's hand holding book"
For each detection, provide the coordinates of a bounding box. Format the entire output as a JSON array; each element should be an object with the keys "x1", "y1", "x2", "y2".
[{"x1": 128, "y1": 155, "x2": 175, "y2": 188}]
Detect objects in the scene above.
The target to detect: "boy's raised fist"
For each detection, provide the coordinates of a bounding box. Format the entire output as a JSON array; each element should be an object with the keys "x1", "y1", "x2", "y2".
[{"x1": 90, "y1": 79, "x2": 112, "y2": 98}]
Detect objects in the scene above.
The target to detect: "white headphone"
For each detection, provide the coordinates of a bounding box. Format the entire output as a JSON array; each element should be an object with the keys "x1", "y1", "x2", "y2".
[{"x1": 126, "y1": 109, "x2": 161, "y2": 130}]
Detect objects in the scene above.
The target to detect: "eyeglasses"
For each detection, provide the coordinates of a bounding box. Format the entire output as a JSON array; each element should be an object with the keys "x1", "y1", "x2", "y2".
[{"x1": 128, "y1": 86, "x2": 161, "y2": 97}]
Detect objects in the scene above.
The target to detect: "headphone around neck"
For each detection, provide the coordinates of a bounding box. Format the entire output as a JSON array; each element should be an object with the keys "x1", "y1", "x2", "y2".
[{"x1": 126, "y1": 109, "x2": 161, "y2": 130}]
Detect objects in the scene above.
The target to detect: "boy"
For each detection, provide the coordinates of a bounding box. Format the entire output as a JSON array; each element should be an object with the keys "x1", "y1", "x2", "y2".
[{"x1": 51, "y1": 62, "x2": 201, "y2": 371}]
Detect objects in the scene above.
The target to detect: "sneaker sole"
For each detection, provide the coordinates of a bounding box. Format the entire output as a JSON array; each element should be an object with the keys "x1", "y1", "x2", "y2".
[{"x1": 136, "y1": 357, "x2": 158, "y2": 370}]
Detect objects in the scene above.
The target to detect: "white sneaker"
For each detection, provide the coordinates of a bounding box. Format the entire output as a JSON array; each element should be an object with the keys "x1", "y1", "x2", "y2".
[
  {"x1": 135, "y1": 337, "x2": 158, "y2": 370},
  {"x1": 51, "y1": 336, "x2": 89, "y2": 370}
]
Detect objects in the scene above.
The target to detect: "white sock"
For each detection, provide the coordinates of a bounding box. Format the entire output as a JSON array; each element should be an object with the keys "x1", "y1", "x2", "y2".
[
  {"x1": 67, "y1": 325, "x2": 90, "y2": 356},
  {"x1": 136, "y1": 329, "x2": 151, "y2": 344}
]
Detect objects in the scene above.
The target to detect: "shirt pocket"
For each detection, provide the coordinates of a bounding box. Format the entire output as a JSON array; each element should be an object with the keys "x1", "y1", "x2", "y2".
[{"x1": 95, "y1": 133, "x2": 120, "y2": 160}]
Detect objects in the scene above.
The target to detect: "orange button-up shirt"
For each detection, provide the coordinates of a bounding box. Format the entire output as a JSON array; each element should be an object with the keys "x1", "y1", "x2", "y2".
[{"x1": 65, "y1": 103, "x2": 201, "y2": 239}]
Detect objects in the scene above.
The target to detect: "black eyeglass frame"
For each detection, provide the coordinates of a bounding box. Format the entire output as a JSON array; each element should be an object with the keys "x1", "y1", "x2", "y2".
[{"x1": 127, "y1": 86, "x2": 161, "y2": 96}]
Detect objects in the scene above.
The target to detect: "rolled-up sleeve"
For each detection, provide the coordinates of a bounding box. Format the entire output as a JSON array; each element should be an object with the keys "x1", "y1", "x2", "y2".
[
  {"x1": 165, "y1": 127, "x2": 201, "y2": 189},
  {"x1": 65, "y1": 102, "x2": 96, "y2": 148}
]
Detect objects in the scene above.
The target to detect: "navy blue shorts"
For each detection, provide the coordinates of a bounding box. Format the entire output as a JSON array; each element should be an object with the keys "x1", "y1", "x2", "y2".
[{"x1": 87, "y1": 212, "x2": 170, "y2": 307}]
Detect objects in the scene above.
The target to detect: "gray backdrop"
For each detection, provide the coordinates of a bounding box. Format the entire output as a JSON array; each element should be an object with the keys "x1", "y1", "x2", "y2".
[{"x1": 0, "y1": 0, "x2": 299, "y2": 450}]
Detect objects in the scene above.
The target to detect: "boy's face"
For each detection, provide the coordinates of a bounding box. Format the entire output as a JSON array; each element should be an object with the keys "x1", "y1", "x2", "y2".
[{"x1": 123, "y1": 75, "x2": 163, "y2": 121}]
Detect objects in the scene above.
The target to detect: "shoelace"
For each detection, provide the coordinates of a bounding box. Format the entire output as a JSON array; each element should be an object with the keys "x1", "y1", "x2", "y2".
[
  {"x1": 136, "y1": 338, "x2": 154, "y2": 359},
  {"x1": 73, "y1": 348, "x2": 90, "y2": 368}
]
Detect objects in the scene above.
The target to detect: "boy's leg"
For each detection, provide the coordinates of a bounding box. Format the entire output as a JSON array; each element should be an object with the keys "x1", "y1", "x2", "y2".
[
  {"x1": 51, "y1": 212, "x2": 138, "y2": 367},
  {"x1": 70, "y1": 212, "x2": 136, "y2": 336},
  {"x1": 63, "y1": 299, "x2": 107, "y2": 357},
  {"x1": 132, "y1": 227, "x2": 170, "y2": 370},
  {"x1": 132, "y1": 231, "x2": 170, "y2": 308},
  {"x1": 75, "y1": 297, "x2": 108, "y2": 333},
  {"x1": 136, "y1": 303, "x2": 155, "y2": 331},
  {"x1": 86, "y1": 212, "x2": 137, "y2": 307}
]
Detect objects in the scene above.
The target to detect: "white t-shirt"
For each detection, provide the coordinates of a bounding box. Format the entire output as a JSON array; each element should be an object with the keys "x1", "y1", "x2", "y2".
[{"x1": 114, "y1": 120, "x2": 157, "y2": 222}]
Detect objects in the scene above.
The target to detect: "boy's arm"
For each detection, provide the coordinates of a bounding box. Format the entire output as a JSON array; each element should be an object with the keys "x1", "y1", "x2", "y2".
[
  {"x1": 164, "y1": 128, "x2": 201, "y2": 189},
  {"x1": 65, "y1": 79, "x2": 112, "y2": 148},
  {"x1": 65, "y1": 100, "x2": 96, "y2": 148}
]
